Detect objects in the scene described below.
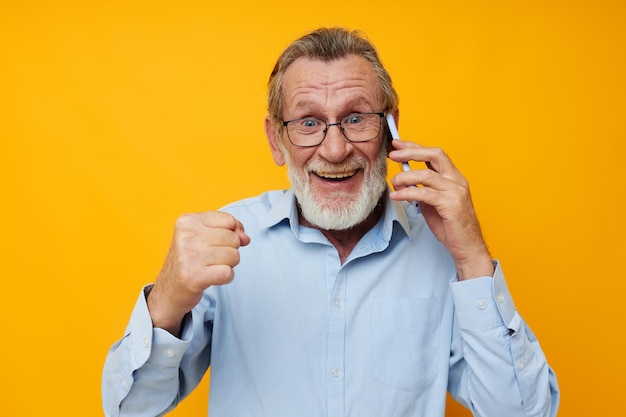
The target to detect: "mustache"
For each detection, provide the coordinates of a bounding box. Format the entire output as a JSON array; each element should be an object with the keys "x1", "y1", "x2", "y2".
[{"x1": 304, "y1": 156, "x2": 368, "y2": 174}]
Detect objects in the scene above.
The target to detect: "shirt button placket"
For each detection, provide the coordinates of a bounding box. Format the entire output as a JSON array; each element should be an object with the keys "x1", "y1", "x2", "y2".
[{"x1": 327, "y1": 270, "x2": 346, "y2": 417}]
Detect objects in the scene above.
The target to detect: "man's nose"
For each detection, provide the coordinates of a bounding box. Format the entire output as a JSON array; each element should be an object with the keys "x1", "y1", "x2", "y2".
[{"x1": 318, "y1": 123, "x2": 351, "y2": 162}]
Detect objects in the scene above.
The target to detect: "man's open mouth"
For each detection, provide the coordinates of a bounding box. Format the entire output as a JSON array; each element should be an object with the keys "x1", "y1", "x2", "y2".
[{"x1": 314, "y1": 169, "x2": 359, "y2": 182}]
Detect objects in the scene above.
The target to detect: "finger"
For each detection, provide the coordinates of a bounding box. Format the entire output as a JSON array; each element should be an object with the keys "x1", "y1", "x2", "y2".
[
  {"x1": 203, "y1": 264, "x2": 236, "y2": 286},
  {"x1": 232, "y1": 218, "x2": 251, "y2": 247},
  {"x1": 203, "y1": 245, "x2": 242, "y2": 269},
  {"x1": 182, "y1": 211, "x2": 250, "y2": 247},
  {"x1": 389, "y1": 140, "x2": 459, "y2": 179},
  {"x1": 195, "y1": 211, "x2": 240, "y2": 230},
  {"x1": 177, "y1": 245, "x2": 241, "y2": 289},
  {"x1": 237, "y1": 229, "x2": 251, "y2": 247},
  {"x1": 389, "y1": 184, "x2": 433, "y2": 207},
  {"x1": 390, "y1": 170, "x2": 470, "y2": 212},
  {"x1": 206, "y1": 212, "x2": 250, "y2": 246},
  {"x1": 390, "y1": 167, "x2": 453, "y2": 192},
  {"x1": 189, "y1": 264, "x2": 236, "y2": 290},
  {"x1": 198, "y1": 245, "x2": 245, "y2": 288},
  {"x1": 203, "y1": 227, "x2": 247, "y2": 249}
]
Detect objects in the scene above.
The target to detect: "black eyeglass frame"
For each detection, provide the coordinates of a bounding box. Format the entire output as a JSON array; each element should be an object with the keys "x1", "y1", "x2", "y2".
[{"x1": 281, "y1": 112, "x2": 386, "y2": 148}]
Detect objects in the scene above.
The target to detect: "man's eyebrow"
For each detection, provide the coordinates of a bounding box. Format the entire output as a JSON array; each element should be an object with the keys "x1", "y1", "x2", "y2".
[
  {"x1": 293, "y1": 101, "x2": 314, "y2": 111},
  {"x1": 292, "y1": 97, "x2": 373, "y2": 112}
]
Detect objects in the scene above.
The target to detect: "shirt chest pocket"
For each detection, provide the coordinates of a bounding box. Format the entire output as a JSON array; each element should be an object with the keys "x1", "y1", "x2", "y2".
[{"x1": 372, "y1": 296, "x2": 442, "y2": 392}]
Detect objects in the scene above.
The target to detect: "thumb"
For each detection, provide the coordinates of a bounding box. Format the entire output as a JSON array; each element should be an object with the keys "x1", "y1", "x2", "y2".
[{"x1": 235, "y1": 221, "x2": 251, "y2": 247}]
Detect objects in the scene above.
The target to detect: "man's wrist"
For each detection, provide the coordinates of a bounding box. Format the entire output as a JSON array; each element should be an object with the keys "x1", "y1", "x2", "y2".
[
  {"x1": 146, "y1": 285, "x2": 187, "y2": 337},
  {"x1": 455, "y1": 253, "x2": 495, "y2": 281}
]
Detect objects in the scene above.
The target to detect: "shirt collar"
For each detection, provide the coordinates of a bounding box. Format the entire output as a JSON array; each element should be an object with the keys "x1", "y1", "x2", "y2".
[{"x1": 260, "y1": 188, "x2": 413, "y2": 241}]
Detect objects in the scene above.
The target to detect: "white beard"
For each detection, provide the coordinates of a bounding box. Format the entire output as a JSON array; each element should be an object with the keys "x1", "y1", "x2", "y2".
[{"x1": 282, "y1": 143, "x2": 388, "y2": 231}]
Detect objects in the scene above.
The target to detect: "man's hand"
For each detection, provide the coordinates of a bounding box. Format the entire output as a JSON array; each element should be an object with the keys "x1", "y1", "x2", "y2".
[
  {"x1": 388, "y1": 139, "x2": 494, "y2": 280},
  {"x1": 147, "y1": 211, "x2": 250, "y2": 336}
]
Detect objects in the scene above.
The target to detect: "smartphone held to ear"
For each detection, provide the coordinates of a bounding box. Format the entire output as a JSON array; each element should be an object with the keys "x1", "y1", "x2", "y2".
[
  {"x1": 385, "y1": 113, "x2": 421, "y2": 215},
  {"x1": 385, "y1": 114, "x2": 411, "y2": 173}
]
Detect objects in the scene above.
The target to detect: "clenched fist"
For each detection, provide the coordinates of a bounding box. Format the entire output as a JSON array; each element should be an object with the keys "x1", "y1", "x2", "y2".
[{"x1": 147, "y1": 211, "x2": 250, "y2": 336}]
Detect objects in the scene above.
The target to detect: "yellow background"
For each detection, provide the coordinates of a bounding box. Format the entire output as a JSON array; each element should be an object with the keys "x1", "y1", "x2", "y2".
[{"x1": 1, "y1": 0, "x2": 624, "y2": 415}]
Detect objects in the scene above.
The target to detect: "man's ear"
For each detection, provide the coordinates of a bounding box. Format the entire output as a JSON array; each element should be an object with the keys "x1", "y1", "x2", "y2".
[{"x1": 265, "y1": 116, "x2": 286, "y2": 166}]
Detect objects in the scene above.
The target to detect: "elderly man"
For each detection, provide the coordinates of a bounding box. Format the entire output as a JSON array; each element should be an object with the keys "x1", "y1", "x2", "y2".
[{"x1": 103, "y1": 27, "x2": 559, "y2": 416}]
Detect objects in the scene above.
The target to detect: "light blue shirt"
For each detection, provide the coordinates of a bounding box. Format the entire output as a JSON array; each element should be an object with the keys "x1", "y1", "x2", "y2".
[{"x1": 102, "y1": 189, "x2": 559, "y2": 417}]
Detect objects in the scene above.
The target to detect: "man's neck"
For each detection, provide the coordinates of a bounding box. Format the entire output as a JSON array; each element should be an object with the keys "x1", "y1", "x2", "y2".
[{"x1": 299, "y1": 199, "x2": 385, "y2": 264}]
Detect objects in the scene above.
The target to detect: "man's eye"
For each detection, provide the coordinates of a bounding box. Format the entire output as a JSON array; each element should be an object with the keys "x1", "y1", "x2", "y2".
[
  {"x1": 301, "y1": 119, "x2": 319, "y2": 128},
  {"x1": 345, "y1": 115, "x2": 364, "y2": 125}
]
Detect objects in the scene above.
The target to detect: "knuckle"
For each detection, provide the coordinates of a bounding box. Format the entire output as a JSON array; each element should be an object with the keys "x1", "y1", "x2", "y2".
[
  {"x1": 423, "y1": 168, "x2": 437, "y2": 181},
  {"x1": 211, "y1": 246, "x2": 241, "y2": 268},
  {"x1": 210, "y1": 265, "x2": 235, "y2": 285},
  {"x1": 230, "y1": 248, "x2": 242, "y2": 266},
  {"x1": 421, "y1": 186, "x2": 435, "y2": 200},
  {"x1": 229, "y1": 231, "x2": 243, "y2": 248},
  {"x1": 174, "y1": 230, "x2": 196, "y2": 253},
  {"x1": 175, "y1": 213, "x2": 196, "y2": 228},
  {"x1": 224, "y1": 212, "x2": 237, "y2": 226},
  {"x1": 431, "y1": 147, "x2": 445, "y2": 157}
]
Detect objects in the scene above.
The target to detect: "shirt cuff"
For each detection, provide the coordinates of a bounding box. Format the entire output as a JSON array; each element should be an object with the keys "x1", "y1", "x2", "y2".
[
  {"x1": 449, "y1": 260, "x2": 518, "y2": 331},
  {"x1": 127, "y1": 284, "x2": 193, "y2": 368}
]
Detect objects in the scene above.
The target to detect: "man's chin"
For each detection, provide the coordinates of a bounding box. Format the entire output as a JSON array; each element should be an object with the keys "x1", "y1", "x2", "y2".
[
  {"x1": 301, "y1": 208, "x2": 366, "y2": 231},
  {"x1": 297, "y1": 192, "x2": 379, "y2": 231}
]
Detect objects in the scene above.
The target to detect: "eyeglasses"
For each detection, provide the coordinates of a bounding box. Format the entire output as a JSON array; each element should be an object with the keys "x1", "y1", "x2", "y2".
[{"x1": 282, "y1": 112, "x2": 385, "y2": 148}]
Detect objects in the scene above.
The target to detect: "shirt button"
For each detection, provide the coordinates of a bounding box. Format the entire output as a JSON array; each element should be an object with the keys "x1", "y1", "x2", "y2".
[
  {"x1": 165, "y1": 349, "x2": 176, "y2": 358},
  {"x1": 120, "y1": 378, "x2": 128, "y2": 388},
  {"x1": 518, "y1": 361, "x2": 525, "y2": 370},
  {"x1": 477, "y1": 300, "x2": 487, "y2": 310},
  {"x1": 143, "y1": 337, "x2": 150, "y2": 348},
  {"x1": 496, "y1": 293, "x2": 505, "y2": 303},
  {"x1": 333, "y1": 299, "x2": 342, "y2": 308},
  {"x1": 331, "y1": 368, "x2": 342, "y2": 378}
]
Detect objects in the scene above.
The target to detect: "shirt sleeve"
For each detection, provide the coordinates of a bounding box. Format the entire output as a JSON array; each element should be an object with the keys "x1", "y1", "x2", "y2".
[
  {"x1": 447, "y1": 261, "x2": 560, "y2": 417},
  {"x1": 102, "y1": 285, "x2": 211, "y2": 417}
]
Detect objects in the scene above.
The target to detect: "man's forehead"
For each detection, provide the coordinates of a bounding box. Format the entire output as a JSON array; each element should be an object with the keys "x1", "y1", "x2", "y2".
[
  {"x1": 285, "y1": 55, "x2": 374, "y2": 75},
  {"x1": 282, "y1": 56, "x2": 380, "y2": 102}
]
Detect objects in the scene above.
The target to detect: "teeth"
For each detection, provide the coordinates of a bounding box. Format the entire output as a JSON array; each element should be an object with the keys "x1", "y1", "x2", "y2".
[{"x1": 317, "y1": 170, "x2": 357, "y2": 179}]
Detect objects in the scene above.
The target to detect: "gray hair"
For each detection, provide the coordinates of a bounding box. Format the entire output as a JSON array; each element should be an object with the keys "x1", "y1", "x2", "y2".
[{"x1": 267, "y1": 27, "x2": 399, "y2": 128}]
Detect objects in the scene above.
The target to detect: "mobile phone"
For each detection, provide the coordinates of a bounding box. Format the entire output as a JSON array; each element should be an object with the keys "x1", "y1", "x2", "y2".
[
  {"x1": 385, "y1": 113, "x2": 421, "y2": 214},
  {"x1": 385, "y1": 113, "x2": 411, "y2": 173}
]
